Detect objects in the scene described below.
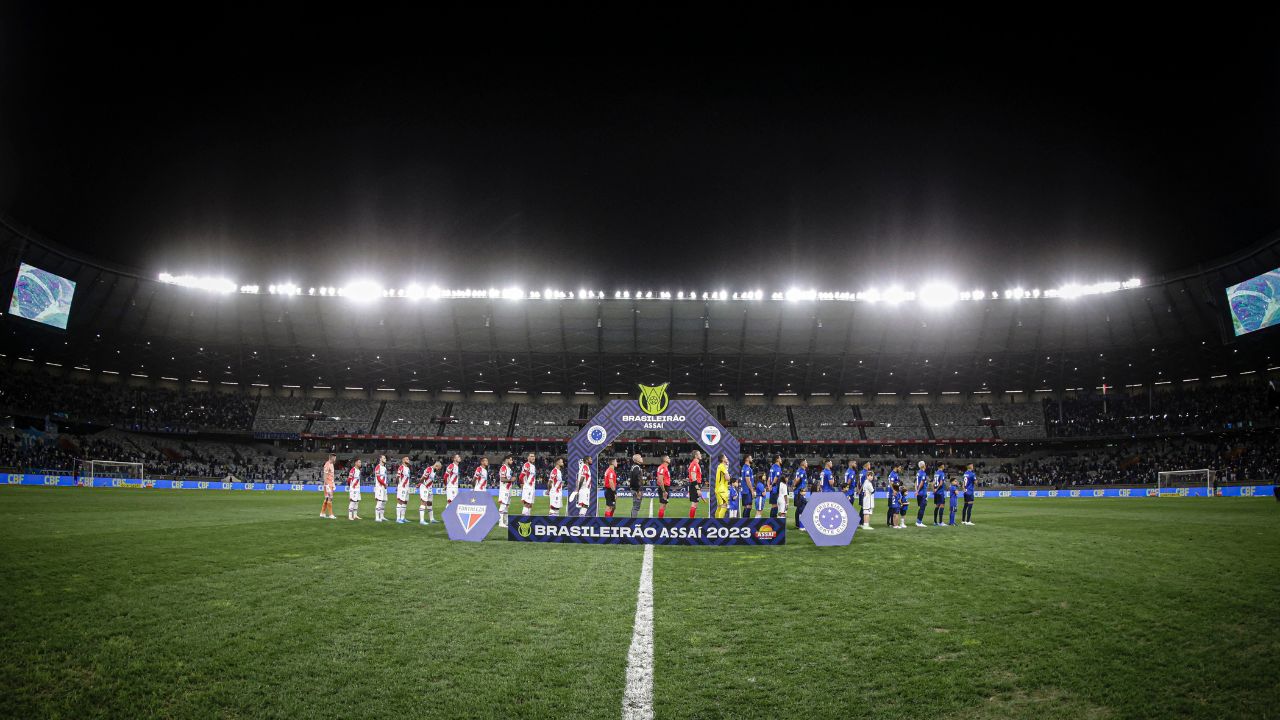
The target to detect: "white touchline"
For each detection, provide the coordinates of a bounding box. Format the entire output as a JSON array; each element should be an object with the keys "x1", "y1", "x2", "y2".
[{"x1": 622, "y1": 544, "x2": 654, "y2": 720}]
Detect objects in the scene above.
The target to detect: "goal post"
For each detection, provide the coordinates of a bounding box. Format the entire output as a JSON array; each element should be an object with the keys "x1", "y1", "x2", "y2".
[
  {"x1": 1156, "y1": 469, "x2": 1216, "y2": 496},
  {"x1": 75, "y1": 459, "x2": 146, "y2": 485}
]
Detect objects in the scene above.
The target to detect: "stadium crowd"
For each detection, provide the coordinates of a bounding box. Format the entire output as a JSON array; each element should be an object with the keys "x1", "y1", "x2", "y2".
[{"x1": 0, "y1": 373, "x2": 255, "y2": 432}]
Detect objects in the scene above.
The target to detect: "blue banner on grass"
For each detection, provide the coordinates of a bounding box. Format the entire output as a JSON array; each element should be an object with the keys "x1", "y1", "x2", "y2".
[{"x1": 507, "y1": 516, "x2": 785, "y2": 545}]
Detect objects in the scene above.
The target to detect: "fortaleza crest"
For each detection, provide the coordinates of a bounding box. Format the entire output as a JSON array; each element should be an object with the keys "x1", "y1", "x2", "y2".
[{"x1": 637, "y1": 382, "x2": 670, "y2": 415}]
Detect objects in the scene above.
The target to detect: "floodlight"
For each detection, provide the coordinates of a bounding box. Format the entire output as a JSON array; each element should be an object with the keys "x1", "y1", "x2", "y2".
[
  {"x1": 918, "y1": 282, "x2": 958, "y2": 307},
  {"x1": 342, "y1": 280, "x2": 383, "y2": 303}
]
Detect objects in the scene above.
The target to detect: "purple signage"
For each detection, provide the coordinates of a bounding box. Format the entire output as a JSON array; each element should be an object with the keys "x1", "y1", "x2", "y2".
[
  {"x1": 442, "y1": 489, "x2": 499, "y2": 542},
  {"x1": 799, "y1": 492, "x2": 859, "y2": 547},
  {"x1": 565, "y1": 395, "x2": 740, "y2": 516}
]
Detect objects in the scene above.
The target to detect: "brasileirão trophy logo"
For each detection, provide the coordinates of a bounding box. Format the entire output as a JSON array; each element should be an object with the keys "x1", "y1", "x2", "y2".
[{"x1": 637, "y1": 382, "x2": 670, "y2": 415}]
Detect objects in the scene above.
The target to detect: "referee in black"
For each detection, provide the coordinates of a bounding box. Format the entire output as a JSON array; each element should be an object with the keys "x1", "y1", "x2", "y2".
[{"x1": 629, "y1": 453, "x2": 645, "y2": 518}]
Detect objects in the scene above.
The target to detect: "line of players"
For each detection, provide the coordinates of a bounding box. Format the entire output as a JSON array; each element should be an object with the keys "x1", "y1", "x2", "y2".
[
  {"x1": 317, "y1": 451, "x2": 599, "y2": 526},
  {"x1": 315, "y1": 450, "x2": 977, "y2": 529}
]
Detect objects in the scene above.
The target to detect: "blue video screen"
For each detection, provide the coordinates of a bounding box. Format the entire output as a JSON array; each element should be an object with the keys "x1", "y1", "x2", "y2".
[{"x1": 8, "y1": 262, "x2": 76, "y2": 330}]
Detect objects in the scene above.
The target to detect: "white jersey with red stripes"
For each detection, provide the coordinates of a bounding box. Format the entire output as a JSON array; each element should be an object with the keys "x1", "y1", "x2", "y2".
[
  {"x1": 576, "y1": 462, "x2": 592, "y2": 506},
  {"x1": 444, "y1": 463, "x2": 459, "y2": 492},
  {"x1": 499, "y1": 463, "x2": 513, "y2": 487},
  {"x1": 473, "y1": 465, "x2": 488, "y2": 491},
  {"x1": 548, "y1": 466, "x2": 564, "y2": 509},
  {"x1": 519, "y1": 461, "x2": 536, "y2": 489},
  {"x1": 419, "y1": 467, "x2": 436, "y2": 501}
]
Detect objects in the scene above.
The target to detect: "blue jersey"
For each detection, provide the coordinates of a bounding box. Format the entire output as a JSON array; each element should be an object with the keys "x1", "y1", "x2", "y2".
[
  {"x1": 888, "y1": 470, "x2": 900, "y2": 487},
  {"x1": 963, "y1": 470, "x2": 976, "y2": 496},
  {"x1": 728, "y1": 486, "x2": 740, "y2": 511},
  {"x1": 948, "y1": 484, "x2": 959, "y2": 505},
  {"x1": 916, "y1": 469, "x2": 929, "y2": 496},
  {"x1": 820, "y1": 468, "x2": 834, "y2": 492},
  {"x1": 741, "y1": 465, "x2": 754, "y2": 500},
  {"x1": 793, "y1": 468, "x2": 807, "y2": 498},
  {"x1": 768, "y1": 463, "x2": 782, "y2": 501},
  {"x1": 844, "y1": 468, "x2": 857, "y2": 490},
  {"x1": 755, "y1": 480, "x2": 765, "y2": 497},
  {"x1": 933, "y1": 470, "x2": 947, "y2": 498}
]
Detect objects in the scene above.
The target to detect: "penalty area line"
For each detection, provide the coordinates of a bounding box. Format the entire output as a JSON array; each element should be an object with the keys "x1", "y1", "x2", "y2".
[{"x1": 621, "y1": 544, "x2": 654, "y2": 720}]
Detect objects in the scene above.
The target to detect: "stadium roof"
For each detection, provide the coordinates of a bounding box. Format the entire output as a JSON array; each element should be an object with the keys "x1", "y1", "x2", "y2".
[{"x1": 2, "y1": 216, "x2": 1278, "y2": 397}]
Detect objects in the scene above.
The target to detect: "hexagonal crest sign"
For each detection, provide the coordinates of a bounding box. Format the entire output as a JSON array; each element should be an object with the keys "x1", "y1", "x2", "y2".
[
  {"x1": 799, "y1": 491, "x2": 858, "y2": 547},
  {"x1": 443, "y1": 489, "x2": 498, "y2": 542}
]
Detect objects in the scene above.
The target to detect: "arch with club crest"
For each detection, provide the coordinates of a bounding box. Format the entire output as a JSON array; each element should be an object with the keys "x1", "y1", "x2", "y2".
[{"x1": 566, "y1": 398, "x2": 740, "y2": 516}]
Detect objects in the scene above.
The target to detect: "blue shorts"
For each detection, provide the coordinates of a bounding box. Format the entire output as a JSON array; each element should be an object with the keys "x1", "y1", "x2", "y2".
[
  {"x1": 964, "y1": 494, "x2": 975, "y2": 502},
  {"x1": 754, "y1": 496, "x2": 765, "y2": 511}
]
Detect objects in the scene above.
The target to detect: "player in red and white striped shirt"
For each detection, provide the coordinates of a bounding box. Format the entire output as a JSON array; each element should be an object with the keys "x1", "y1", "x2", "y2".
[
  {"x1": 394, "y1": 457, "x2": 412, "y2": 524},
  {"x1": 419, "y1": 461, "x2": 440, "y2": 524},
  {"x1": 548, "y1": 458, "x2": 566, "y2": 516},
  {"x1": 444, "y1": 454, "x2": 461, "y2": 507},
  {"x1": 519, "y1": 453, "x2": 537, "y2": 516},
  {"x1": 497, "y1": 454, "x2": 515, "y2": 528},
  {"x1": 373, "y1": 455, "x2": 389, "y2": 522},
  {"x1": 346, "y1": 459, "x2": 363, "y2": 521},
  {"x1": 472, "y1": 456, "x2": 489, "y2": 492},
  {"x1": 572, "y1": 456, "x2": 592, "y2": 517}
]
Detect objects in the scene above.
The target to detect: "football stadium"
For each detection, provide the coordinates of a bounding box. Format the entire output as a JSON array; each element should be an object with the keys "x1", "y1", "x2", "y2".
[{"x1": 2, "y1": 22, "x2": 1280, "y2": 720}]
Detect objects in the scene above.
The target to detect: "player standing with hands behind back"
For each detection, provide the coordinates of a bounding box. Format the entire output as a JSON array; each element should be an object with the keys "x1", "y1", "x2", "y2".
[
  {"x1": 629, "y1": 454, "x2": 645, "y2": 518},
  {"x1": 687, "y1": 450, "x2": 703, "y2": 518},
  {"x1": 320, "y1": 453, "x2": 336, "y2": 519}
]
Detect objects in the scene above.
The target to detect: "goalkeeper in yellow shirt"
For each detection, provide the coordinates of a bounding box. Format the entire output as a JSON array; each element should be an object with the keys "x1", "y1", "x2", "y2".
[{"x1": 714, "y1": 453, "x2": 731, "y2": 518}]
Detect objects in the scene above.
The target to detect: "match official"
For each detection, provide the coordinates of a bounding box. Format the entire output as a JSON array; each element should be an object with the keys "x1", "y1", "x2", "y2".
[{"x1": 629, "y1": 454, "x2": 645, "y2": 518}]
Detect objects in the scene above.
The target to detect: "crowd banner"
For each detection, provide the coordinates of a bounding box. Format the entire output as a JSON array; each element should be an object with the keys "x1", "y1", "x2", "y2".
[
  {"x1": 1, "y1": 475, "x2": 1273, "y2": 499},
  {"x1": 507, "y1": 516, "x2": 785, "y2": 545}
]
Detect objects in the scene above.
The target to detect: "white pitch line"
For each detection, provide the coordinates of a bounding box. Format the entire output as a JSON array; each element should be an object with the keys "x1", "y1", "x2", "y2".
[{"x1": 621, "y1": 544, "x2": 654, "y2": 720}]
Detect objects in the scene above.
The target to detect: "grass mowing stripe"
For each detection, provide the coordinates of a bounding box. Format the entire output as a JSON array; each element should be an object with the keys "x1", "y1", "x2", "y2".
[{"x1": 622, "y1": 544, "x2": 654, "y2": 720}]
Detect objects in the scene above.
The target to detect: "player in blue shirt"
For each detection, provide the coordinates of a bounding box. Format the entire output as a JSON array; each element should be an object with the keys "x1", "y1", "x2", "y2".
[
  {"x1": 962, "y1": 463, "x2": 977, "y2": 525},
  {"x1": 768, "y1": 456, "x2": 783, "y2": 518},
  {"x1": 885, "y1": 465, "x2": 901, "y2": 527},
  {"x1": 728, "y1": 479, "x2": 741, "y2": 519},
  {"x1": 914, "y1": 461, "x2": 930, "y2": 527},
  {"x1": 820, "y1": 460, "x2": 835, "y2": 492},
  {"x1": 947, "y1": 478, "x2": 959, "y2": 525},
  {"x1": 888, "y1": 477, "x2": 901, "y2": 529},
  {"x1": 933, "y1": 464, "x2": 948, "y2": 526},
  {"x1": 793, "y1": 459, "x2": 809, "y2": 532},
  {"x1": 856, "y1": 462, "x2": 872, "y2": 514},
  {"x1": 740, "y1": 455, "x2": 755, "y2": 519}
]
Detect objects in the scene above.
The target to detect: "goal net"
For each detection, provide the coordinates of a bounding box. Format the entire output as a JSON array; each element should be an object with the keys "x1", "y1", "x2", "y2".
[
  {"x1": 76, "y1": 459, "x2": 146, "y2": 485},
  {"x1": 1156, "y1": 469, "x2": 1216, "y2": 495}
]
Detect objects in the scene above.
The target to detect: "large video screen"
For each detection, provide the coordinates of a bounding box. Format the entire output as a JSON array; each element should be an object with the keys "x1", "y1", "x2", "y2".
[
  {"x1": 8, "y1": 262, "x2": 76, "y2": 330},
  {"x1": 1226, "y1": 267, "x2": 1280, "y2": 336}
]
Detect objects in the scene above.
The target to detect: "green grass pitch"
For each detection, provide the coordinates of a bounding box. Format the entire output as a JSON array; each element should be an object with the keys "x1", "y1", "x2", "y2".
[{"x1": 1, "y1": 487, "x2": 1278, "y2": 719}]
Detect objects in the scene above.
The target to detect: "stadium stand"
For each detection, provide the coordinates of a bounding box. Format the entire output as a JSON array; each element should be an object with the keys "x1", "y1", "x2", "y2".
[
  {"x1": 441, "y1": 402, "x2": 513, "y2": 436},
  {"x1": 252, "y1": 397, "x2": 314, "y2": 434},
  {"x1": 861, "y1": 403, "x2": 929, "y2": 440},
  {"x1": 790, "y1": 405, "x2": 857, "y2": 440},
  {"x1": 723, "y1": 404, "x2": 791, "y2": 440},
  {"x1": 309, "y1": 399, "x2": 379, "y2": 435},
  {"x1": 513, "y1": 402, "x2": 580, "y2": 436},
  {"x1": 927, "y1": 403, "x2": 993, "y2": 440},
  {"x1": 376, "y1": 400, "x2": 445, "y2": 436},
  {"x1": 990, "y1": 401, "x2": 1048, "y2": 439}
]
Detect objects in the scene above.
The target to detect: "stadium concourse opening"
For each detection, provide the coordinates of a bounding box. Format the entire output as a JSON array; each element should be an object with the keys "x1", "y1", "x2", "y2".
[{"x1": 568, "y1": 386, "x2": 739, "y2": 516}]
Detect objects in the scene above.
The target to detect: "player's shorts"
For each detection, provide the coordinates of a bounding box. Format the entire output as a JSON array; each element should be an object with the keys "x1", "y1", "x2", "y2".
[
  {"x1": 349, "y1": 488, "x2": 361, "y2": 502},
  {"x1": 657, "y1": 484, "x2": 669, "y2": 504},
  {"x1": 396, "y1": 486, "x2": 409, "y2": 502},
  {"x1": 446, "y1": 486, "x2": 458, "y2": 503},
  {"x1": 753, "y1": 496, "x2": 765, "y2": 512},
  {"x1": 716, "y1": 491, "x2": 729, "y2": 508},
  {"x1": 549, "y1": 494, "x2": 563, "y2": 510},
  {"x1": 964, "y1": 493, "x2": 975, "y2": 503},
  {"x1": 934, "y1": 494, "x2": 945, "y2": 505},
  {"x1": 690, "y1": 485, "x2": 702, "y2": 503},
  {"x1": 419, "y1": 487, "x2": 432, "y2": 503},
  {"x1": 324, "y1": 487, "x2": 333, "y2": 499},
  {"x1": 777, "y1": 494, "x2": 788, "y2": 514},
  {"x1": 520, "y1": 483, "x2": 536, "y2": 505},
  {"x1": 498, "y1": 482, "x2": 512, "y2": 505},
  {"x1": 604, "y1": 487, "x2": 617, "y2": 507},
  {"x1": 862, "y1": 494, "x2": 875, "y2": 513},
  {"x1": 374, "y1": 485, "x2": 388, "y2": 502}
]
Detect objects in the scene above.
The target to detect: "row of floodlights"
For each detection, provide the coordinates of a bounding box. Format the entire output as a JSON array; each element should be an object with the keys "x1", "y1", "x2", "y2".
[{"x1": 157, "y1": 274, "x2": 1142, "y2": 305}]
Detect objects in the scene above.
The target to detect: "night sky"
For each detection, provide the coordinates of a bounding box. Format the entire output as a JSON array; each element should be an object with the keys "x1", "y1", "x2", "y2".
[{"x1": 3, "y1": 10, "x2": 1278, "y2": 292}]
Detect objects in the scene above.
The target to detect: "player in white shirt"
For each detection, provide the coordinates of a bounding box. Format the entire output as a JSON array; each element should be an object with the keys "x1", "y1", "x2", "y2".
[
  {"x1": 547, "y1": 458, "x2": 565, "y2": 517},
  {"x1": 419, "y1": 461, "x2": 440, "y2": 525},
  {"x1": 776, "y1": 474, "x2": 789, "y2": 522},
  {"x1": 346, "y1": 459, "x2": 363, "y2": 521},
  {"x1": 373, "y1": 455, "x2": 389, "y2": 522},
  {"x1": 394, "y1": 457, "x2": 412, "y2": 524},
  {"x1": 497, "y1": 454, "x2": 515, "y2": 528},
  {"x1": 444, "y1": 454, "x2": 461, "y2": 507},
  {"x1": 860, "y1": 470, "x2": 876, "y2": 530},
  {"x1": 472, "y1": 456, "x2": 490, "y2": 494},
  {"x1": 573, "y1": 455, "x2": 593, "y2": 517},
  {"x1": 519, "y1": 452, "x2": 537, "y2": 516}
]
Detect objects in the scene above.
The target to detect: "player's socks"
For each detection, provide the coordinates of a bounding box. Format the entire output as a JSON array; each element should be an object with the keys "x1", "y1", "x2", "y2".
[
  {"x1": 419, "y1": 508, "x2": 425, "y2": 523},
  {"x1": 657, "y1": 505, "x2": 665, "y2": 519},
  {"x1": 689, "y1": 505, "x2": 697, "y2": 519}
]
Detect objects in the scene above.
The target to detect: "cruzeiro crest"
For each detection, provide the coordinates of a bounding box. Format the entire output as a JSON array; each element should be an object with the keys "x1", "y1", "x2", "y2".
[{"x1": 637, "y1": 382, "x2": 670, "y2": 416}]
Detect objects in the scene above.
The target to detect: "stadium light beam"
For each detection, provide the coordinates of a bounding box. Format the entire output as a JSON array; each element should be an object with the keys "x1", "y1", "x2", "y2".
[{"x1": 919, "y1": 282, "x2": 958, "y2": 308}]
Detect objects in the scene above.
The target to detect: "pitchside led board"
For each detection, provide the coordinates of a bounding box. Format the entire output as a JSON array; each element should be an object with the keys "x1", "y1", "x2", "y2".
[
  {"x1": 7, "y1": 263, "x2": 76, "y2": 330},
  {"x1": 566, "y1": 383, "x2": 740, "y2": 517}
]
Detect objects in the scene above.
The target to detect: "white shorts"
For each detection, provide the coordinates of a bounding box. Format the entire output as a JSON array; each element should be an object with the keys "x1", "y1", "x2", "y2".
[
  {"x1": 374, "y1": 485, "x2": 388, "y2": 502},
  {"x1": 521, "y1": 483, "x2": 536, "y2": 505},
  {"x1": 419, "y1": 486, "x2": 432, "y2": 503},
  {"x1": 396, "y1": 486, "x2": 409, "y2": 502},
  {"x1": 777, "y1": 494, "x2": 788, "y2": 515},
  {"x1": 498, "y1": 482, "x2": 512, "y2": 505},
  {"x1": 549, "y1": 493, "x2": 562, "y2": 510},
  {"x1": 349, "y1": 488, "x2": 361, "y2": 502},
  {"x1": 862, "y1": 494, "x2": 875, "y2": 513},
  {"x1": 446, "y1": 486, "x2": 458, "y2": 503}
]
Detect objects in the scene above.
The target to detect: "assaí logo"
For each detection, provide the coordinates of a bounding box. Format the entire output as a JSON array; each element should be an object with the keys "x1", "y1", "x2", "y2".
[{"x1": 754, "y1": 523, "x2": 777, "y2": 540}]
